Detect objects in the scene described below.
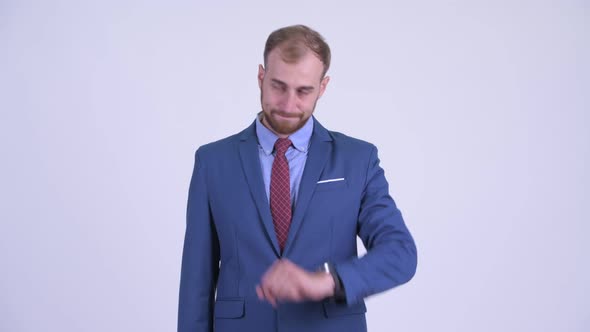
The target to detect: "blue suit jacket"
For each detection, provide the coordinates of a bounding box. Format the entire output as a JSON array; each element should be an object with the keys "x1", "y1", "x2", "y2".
[{"x1": 178, "y1": 117, "x2": 417, "y2": 332}]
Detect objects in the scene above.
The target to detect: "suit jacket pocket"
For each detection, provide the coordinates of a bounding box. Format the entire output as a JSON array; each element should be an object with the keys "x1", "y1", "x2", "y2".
[
  {"x1": 322, "y1": 301, "x2": 367, "y2": 317},
  {"x1": 315, "y1": 179, "x2": 347, "y2": 191},
  {"x1": 214, "y1": 298, "x2": 245, "y2": 319}
]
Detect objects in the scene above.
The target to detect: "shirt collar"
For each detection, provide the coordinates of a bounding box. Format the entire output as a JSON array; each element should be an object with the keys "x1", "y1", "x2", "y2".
[{"x1": 255, "y1": 113, "x2": 314, "y2": 156}]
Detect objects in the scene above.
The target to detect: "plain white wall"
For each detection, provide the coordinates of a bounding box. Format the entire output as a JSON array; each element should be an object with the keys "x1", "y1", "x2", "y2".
[{"x1": 1, "y1": 1, "x2": 588, "y2": 331}]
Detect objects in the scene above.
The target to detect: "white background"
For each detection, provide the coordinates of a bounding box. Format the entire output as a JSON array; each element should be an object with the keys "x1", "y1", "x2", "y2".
[{"x1": 1, "y1": 1, "x2": 588, "y2": 331}]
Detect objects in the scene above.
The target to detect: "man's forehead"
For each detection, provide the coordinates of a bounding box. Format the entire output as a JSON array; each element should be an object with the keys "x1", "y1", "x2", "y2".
[{"x1": 265, "y1": 51, "x2": 324, "y2": 85}]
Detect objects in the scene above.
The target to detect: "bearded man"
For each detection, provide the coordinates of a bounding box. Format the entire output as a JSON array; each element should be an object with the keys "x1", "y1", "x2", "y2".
[{"x1": 178, "y1": 24, "x2": 417, "y2": 332}]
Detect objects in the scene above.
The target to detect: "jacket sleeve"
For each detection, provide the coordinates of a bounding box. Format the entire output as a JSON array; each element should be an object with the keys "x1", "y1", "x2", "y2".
[
  {"x1": 334, "y1": 145, "x2": 417, "y2": 305},
  {"x1": 178, "y1": 149, "x2": 220, "y2": 332}
]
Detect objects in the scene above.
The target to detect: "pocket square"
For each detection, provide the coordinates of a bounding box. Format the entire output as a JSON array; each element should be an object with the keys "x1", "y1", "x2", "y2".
[{"x1": 317, "y1": 178, "x2": 345, "y2": 184}]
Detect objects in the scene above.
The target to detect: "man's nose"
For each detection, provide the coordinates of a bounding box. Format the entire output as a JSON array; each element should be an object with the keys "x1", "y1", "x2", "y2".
[{"x1": 280, "y1": 91, "x2": 297, "y2": 112}]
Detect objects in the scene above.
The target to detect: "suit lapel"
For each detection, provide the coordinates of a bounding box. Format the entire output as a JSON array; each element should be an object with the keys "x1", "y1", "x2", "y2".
[
  {"x1": 284, "y1": 118, "x2": 333, "y2": 255},
  {"x1": 238, "y1": 122, "x2": 281, "y2": 256}
]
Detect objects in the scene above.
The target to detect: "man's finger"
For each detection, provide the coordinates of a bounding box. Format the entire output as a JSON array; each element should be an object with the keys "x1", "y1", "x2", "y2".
[{"x1": 256, "y1": 285, "x2": 264, "y2": 300}]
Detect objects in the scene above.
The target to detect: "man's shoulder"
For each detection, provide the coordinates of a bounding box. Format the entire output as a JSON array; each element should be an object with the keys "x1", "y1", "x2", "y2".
[
  {"x1": 193, "y1": 123, "x2": 254, "y2": 157},
  {"x1": 325, "y1": 128, "x2": 377, "y2": 153},
  {"x1": 196, "y1": 132, "x2": 240, "y2": 154}
]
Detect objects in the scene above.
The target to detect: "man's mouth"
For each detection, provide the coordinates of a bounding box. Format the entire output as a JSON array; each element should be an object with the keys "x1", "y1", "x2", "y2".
[{"x1": 273, "y1": 111, "x2": 300, "y2": 119}]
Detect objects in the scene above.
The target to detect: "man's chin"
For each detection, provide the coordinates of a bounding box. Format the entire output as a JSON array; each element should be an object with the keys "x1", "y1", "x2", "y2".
[
  {"x1": 274, "y1": 124, "x2": 300, "y2": 136},
  {"x1": 270, "y1": 120, "x2": 304, "y2": 136},
  {"x1": 261, "y1": 111, "x2": 311, "y2": 136}
]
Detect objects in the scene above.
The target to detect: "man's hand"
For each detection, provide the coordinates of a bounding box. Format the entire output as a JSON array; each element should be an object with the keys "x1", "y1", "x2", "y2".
[{"x1": 256, "y1": 259, "x2": 335, "y2": 307}]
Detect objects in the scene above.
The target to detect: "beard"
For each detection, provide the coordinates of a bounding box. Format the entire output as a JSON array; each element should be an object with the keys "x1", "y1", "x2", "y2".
[
  {"x1": 260, "y1": 90, "x2": 318, "y2": 136},
  {"x1": 264, "y1": 109, "x2": 307, "y2": 136}
]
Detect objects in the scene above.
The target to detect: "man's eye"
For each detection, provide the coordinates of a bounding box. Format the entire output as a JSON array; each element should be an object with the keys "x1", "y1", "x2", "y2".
[
  {"x1": 272, "y1": 84, "x2": 286, "y2": 92},
  {"x1": 298, "y1": 89, "x2": 311, "y2": 96}
]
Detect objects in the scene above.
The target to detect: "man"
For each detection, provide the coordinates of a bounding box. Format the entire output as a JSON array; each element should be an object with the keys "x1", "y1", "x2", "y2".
[{"x1": 178, "y1": 25, "x2": 417, "y2": 332}]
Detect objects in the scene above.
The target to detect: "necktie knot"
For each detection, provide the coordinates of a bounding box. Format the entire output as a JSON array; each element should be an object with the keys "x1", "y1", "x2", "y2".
[{"x1": 274, "y1": 138, "x2": 292, "y2": 156}]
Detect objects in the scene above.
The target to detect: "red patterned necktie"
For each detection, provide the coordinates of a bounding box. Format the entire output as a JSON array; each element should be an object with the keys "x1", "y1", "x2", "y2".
[{"x1": 270, "y1": 138, "x2": 292, "y2": 252}]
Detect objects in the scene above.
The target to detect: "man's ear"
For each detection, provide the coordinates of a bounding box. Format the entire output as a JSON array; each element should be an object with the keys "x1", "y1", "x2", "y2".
[
  {"x1": 318, "y1": 76, "x2": 330, "y2": 98},
  {"x1": 258, "y1": 64, "x2": 265, "y2": 89}
]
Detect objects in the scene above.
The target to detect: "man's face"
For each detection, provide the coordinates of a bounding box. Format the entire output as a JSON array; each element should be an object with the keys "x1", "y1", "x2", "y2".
[{"x1": 258, "y1": 48, "x2": 330, "y2": 137}]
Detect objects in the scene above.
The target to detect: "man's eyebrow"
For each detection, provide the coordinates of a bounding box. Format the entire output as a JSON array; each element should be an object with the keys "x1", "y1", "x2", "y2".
[
  {"x1": 270, "y1": 79, "x2": 287, "y2": 87},
  {"x1": 298, "y1": 86, "x2": 315, "y2": 91},
  {"x1": 270, "y1": 78, "x2": 315, "y2": 91}
]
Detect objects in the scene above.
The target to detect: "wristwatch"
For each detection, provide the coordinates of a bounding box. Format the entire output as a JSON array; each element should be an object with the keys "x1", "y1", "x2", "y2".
[{"x1": 319, "y1": 262, "x2": 346, "y2": 302}]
